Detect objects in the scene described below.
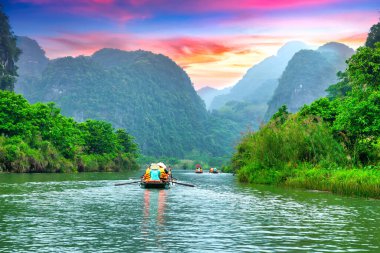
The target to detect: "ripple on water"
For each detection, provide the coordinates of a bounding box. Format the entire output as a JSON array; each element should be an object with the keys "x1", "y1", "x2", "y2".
[{"x1": 0, "y1": 171, "x2": 379, "y2": 252}]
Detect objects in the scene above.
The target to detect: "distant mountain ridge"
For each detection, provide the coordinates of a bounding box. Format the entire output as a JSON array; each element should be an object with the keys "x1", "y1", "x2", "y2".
[
  {"x1": 210, "y1": 41, "x2": 311, "y2": 110},
  {"x1": 14, "y1": 37, "x2": 354, "y2": 157},
  {"x1": 197, "y1": 86, "x2": 231, "y2": 110},
  {"x1": 264, "y1": 42, "x2": 354, "y2": 120},
  {"x1": 15, "y1": 38, "x2": 238, "y2": 157}
]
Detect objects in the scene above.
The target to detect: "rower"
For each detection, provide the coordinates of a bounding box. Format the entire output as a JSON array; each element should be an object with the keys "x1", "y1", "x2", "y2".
[
  {"x1": 157, "y1": 162, "x2": 169, "y2": 181},
  {"x1": 149, "y1": 164, "x2": 161, "y2": 181}
]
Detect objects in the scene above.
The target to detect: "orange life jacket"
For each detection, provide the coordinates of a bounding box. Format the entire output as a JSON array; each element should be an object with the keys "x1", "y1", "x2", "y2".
[{"x1": 144, "y1": 168, "x2": 151, "y2": 180}]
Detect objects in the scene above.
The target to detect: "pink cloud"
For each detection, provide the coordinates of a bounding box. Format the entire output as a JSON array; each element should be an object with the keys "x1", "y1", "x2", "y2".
[
  {"x1": 35, "y1": 32, "x2": 291, "y2": 88},
  {"x1": 38, "y1": 32, "x2": 251, "y2": 63},
  {"x1": 176, "y1": 0, "x2": 343, "y2": 12},
  {"x1": 14, "y1": 0, "x2": 347, "y2": 23}
]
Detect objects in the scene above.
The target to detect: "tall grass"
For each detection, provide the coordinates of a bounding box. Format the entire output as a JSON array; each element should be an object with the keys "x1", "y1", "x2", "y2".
[
  {"x1": 232, "y1": 115, "x2": 380, "y2": 198},
  {"x1": 285, "y1": 166, "x2": 380, "y2": 198},
  {"x1": 233, "y1": 115, "x2": 347, "y2": 176}
]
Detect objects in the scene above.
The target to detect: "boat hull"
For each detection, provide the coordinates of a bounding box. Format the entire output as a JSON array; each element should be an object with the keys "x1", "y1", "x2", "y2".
[{"x1": 140, "y1": 180, "x2": 170, "y2": 189}]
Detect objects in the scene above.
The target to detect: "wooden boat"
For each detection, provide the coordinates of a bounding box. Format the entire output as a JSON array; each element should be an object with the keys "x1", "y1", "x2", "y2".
[
  {"x1": 209, "y1": 168, "x2": 219, "y2": 174},
  {"x1": 140, "y1": 180, "x2": 171, "y2": 189}
]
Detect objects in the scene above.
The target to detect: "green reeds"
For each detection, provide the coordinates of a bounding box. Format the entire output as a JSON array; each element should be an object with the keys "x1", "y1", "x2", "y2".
[{"x1": 233, "y1": 116, "x2": 380, "y2": 198}]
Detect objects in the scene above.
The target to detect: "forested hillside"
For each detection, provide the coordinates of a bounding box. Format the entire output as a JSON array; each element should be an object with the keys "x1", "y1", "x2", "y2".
[
  {"x1": 265, "y1": 42, "x2": 354, "y2": 120},
  {"x1": 0, "y1": 8, "x2": 139, "y2": 173},
  {"x1": 232, "y1": 22, "x2": 380, "y2": 198},
  {"x1": 15, "y1": 36, "x2": 48, "y2": 95},
  {"x1": 16, "y1": 45, "x2": 238, "y2": 157},
  {"x1": 197, "y1": 86, "x2": 230, "y2": 110}
]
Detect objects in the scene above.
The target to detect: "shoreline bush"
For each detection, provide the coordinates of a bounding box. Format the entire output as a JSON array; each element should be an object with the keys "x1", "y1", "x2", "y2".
[{"x1": 0, "y1": 91, "x2": 139, "y2": 173}]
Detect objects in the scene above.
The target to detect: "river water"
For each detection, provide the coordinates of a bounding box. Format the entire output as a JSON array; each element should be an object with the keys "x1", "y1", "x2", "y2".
[{"x1": 0, "y1": 170, "x2": 379, "y2": 252}]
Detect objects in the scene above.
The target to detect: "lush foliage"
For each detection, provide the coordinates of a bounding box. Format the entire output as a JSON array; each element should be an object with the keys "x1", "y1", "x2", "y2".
[
  {"x1": 232, "y1": 115, "x2": 347, "y2": 177},
  {"x1": 302, "y1": 43, "x2": 380, "y2": 164},
  {"x1": 365, "y1": 21, "x2": 380, "y2": 48},
  {"x1": 16, "y1": 46, "x2": 238, "y2": 157},
  {"x1": 0, "y1": 90, "x2": 139, "y2": 172},
  {"x1": 231, "y1": 28, "x2": 380, "y2": 198},
  {"x1": 0, "y1": 5, "x2": 20, "y2": 91}
]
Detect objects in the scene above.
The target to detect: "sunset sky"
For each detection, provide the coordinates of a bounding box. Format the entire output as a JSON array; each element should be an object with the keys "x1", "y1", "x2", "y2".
[{"x1": 3, "y1": 0, "x2": 379, "y2": 89}]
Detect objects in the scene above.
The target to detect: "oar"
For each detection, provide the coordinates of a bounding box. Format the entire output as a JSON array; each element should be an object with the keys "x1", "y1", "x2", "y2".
[
  {"x1": 114, "y1": 180, "x2": 141, "y2": 186},
  {"x1": 172, "y1": 181, "x2": 195, "y2": 187}
]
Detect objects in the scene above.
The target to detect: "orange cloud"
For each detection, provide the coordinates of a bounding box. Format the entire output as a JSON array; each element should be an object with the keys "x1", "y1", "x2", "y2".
[{"x1": 37, "y1": 32, "x2": 302, "y2": 88}]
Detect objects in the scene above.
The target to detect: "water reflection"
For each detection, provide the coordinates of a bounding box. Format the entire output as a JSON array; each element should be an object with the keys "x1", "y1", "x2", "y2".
[
  {"x1": 142, "y1": 189, "x2": 167, "y2": 225},
  {"x1": 141, "y1": 189, "x2": 167, "y2": 249},
  {"x1": 0, "y1": 171, "x2": 379, "y2": 252}
]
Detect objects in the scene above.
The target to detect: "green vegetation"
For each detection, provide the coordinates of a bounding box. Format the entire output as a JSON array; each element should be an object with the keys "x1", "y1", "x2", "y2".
[
  {"x1": 16, "y1": 46, "x2": 239, "y2": 158},
  {"x1": 366, "y1": 22, "x2": 380, "y2": 48},
  {"x1": 0, "y1": 90, "x2": 139, "y2": 172},
  {"x1": 0, "y1": 4, "x2": 20, "y2": 91},
  {"x1": 232, "y1": 23, "x2": 380, "y2": 198}
]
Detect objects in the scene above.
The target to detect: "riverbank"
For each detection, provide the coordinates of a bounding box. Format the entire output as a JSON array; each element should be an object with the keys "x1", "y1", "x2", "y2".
[
  {"x1": 237, "y1": 164, "x2": 380, "y2": 199},
  {"x1": 0, "y1": 91, "x2": 139, "y2": 173}
]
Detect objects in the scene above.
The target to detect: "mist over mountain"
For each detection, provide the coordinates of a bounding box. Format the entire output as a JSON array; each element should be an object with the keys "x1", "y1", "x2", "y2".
[
  {"x1": 15, "y1": 41, "x2": 239, "y2": 157},
  {"x1": 15, "y1": 36, "x2": 49, "y2": 94},
  {"x1": 210, "y1": 41, "x2": 310, "y2": 110},
  {"x1": 14, "y1": 37, "x2": 354, "y2": 158},
  {"x1": 264, "y1": 42, "x2": 354, "y2": 120},
  {"x1": 197, "y1": 86, "x2": 231, "y2": 110}
]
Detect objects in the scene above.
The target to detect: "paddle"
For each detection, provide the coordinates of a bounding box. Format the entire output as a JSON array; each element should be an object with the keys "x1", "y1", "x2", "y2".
[
  {"x1": 114, "y1": 180, "x2": 141, "y2": 186},
  {"x1": 172, "y1": 181, "x2": 195, "y2": 187}
]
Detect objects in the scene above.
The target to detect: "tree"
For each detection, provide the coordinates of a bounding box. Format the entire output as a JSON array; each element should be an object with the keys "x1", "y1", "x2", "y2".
[
  {"x1": 326, "y1": 71, "x2": 351, "y2": 99},
  {"x1": 116, "y1": 129, "x2": 139, "y2": 156},
  {"x1": 0, "y1": 5, "x2": 21, "y2": 91},
  {"x1": 333, "y1": 43, "x2": 380, "y2": 163},
  {"x1": 365, "y1": 21, "x2": 380, "y2": 48},
  {"x1": 79, "y1": 120, "x2": 118, "y2": 154},
  {"x1": 299, "y1": 97, "x2": 338, "y2": 124},
  {"x1": 271, "y1": 105, "x2": 289, "y2": 124}
]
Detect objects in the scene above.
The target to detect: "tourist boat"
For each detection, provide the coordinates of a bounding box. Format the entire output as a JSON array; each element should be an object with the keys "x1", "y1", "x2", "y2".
[
  {"x1": 195, "y1": 164, "x2": 203, "y2": 173},
  {"x1": 195, "y1": 168, "x2": 203, "y2": 173},
  {"x1": 209, "y1": 168, "x2": 219, "y2": 174},
  {"x1": 140, "y1": 180, "x2": 171, "y2": 189}
]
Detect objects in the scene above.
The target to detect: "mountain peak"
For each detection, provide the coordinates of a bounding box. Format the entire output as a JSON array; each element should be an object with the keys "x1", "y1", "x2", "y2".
[
  {"x1": 197, "y1": 86, "x2": 217, "y2": 92},
  {"x1": 277, "y1": 41, "x2": 310, "y2": 57},
  {"x1": 317, "y1": 42, "x2": 354, "y2": 55}
]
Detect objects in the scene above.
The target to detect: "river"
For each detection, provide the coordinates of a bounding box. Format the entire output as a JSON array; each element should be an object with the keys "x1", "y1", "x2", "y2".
[{"x1": 0, "y1": 170, "x2": 379, "y2": 252}]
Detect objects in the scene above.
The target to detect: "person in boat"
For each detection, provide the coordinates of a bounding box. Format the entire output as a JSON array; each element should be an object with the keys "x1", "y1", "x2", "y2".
[
  {"x1": 168, "y1": 166, "x2": 172, "y2": 180},
  {"x1": 157, "y1": 162, "x2": 169, "y2": 181},
  {"x1": 149, "y1": 164, "x2": 161, "y2": 181},
  {"x1": 142, "y1": 166, "x2": 151, "y2": 180}
]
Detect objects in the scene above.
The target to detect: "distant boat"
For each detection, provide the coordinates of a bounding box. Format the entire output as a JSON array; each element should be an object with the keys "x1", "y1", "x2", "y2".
[
  {"x1": 209, "y1": 168, "x2": 219, "y2": 174},
  {"x1": 195, "y1": 164, "x2": 203, "y2": 173}
]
